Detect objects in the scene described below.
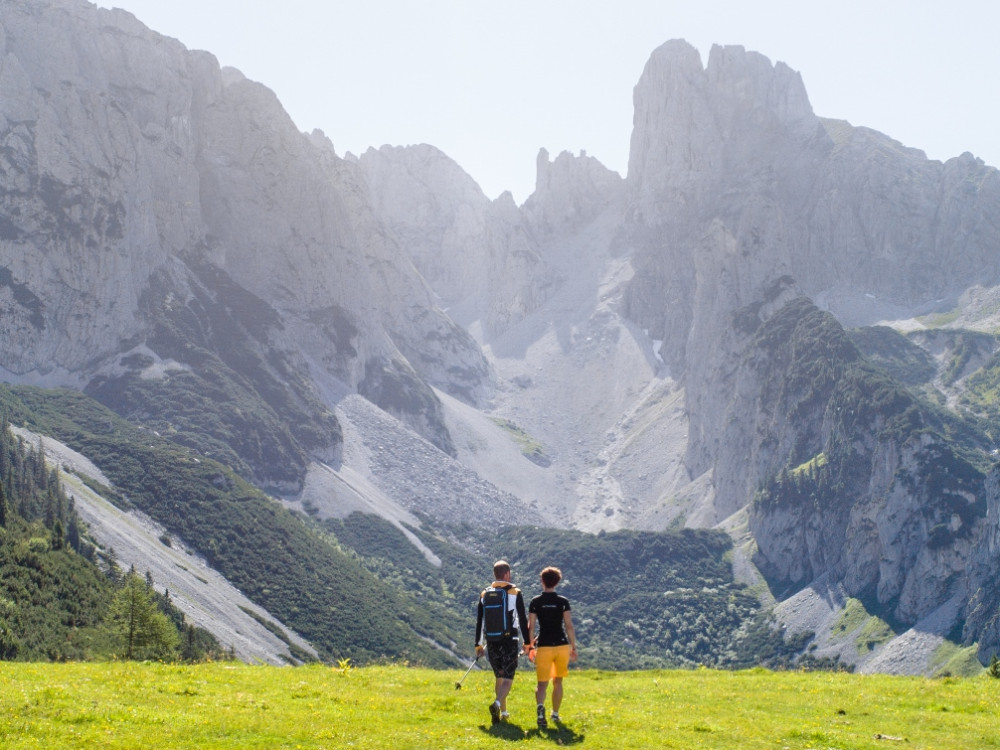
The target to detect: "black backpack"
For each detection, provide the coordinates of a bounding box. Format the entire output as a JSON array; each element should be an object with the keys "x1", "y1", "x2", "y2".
[{"x1": 482, "y1": 585, "x2": 518, "y2": 642}]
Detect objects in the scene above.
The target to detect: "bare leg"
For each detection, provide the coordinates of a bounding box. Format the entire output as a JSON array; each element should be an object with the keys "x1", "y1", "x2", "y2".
[
  {"x1": 495, "y1": 677, "x2": 513, "y2": 712},
  {"x1": 535, "y1": 679, "x2": 549, "y2": 707},
  {"x1": 552, "y1": 677, "x2": 563, "y2": 714}
]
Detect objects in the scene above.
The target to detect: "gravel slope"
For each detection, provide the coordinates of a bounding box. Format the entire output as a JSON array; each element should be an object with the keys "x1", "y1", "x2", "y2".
[{"x1": 15, "y1": 427, "x2": 317, "y2": 665}]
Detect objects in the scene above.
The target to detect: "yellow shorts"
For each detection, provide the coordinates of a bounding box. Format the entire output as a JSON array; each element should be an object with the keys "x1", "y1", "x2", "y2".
[{"x1": 534, "y1": 644, "x2": 571, "y2": 681}]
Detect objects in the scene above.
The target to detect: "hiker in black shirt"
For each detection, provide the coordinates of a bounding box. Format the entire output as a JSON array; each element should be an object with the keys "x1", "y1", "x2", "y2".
[
  {"x1": 527, "y1": 566, "x2": 576, "y2": 729},
  {"x1": 475, "y1": 560, "x2": 530, "y2": 724}
]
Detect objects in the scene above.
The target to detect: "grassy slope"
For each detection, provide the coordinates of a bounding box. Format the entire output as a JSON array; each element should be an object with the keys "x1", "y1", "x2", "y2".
[
  {"x1": 0, "y1": 385, "x2": 459, "y2": 667},
  {"x1": 1, "y1": 663, "x2": 997, "y2": 749}
]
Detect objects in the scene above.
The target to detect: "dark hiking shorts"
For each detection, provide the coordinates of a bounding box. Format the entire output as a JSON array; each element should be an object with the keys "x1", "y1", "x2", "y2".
[{"x1": 486, "y1": 638, "x2": 520, "y2": 679}]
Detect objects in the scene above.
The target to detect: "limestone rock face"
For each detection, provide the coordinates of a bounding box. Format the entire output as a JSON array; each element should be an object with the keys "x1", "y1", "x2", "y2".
[
  {"x1": 751, "y1": 425, "x2": 991, "y2": 627},
  {"x1": 737, "y1": 299, "x2": 998, "y2": 638},
  {"x1": 355, "y1": 144, "x2": 491, "y2": 311},
  {"x1": 523, "y1": 147, "x2": 625, "y2": 237},
  {"x1": 963, "y1": 469, "x2": 1000, "y2": 661},
  {"x1": 357, "y1": 144, "x2": 552, "y2": 341},
  {"x1": 0, "y1": 0, "x2": 196, "y2": 384},
  {"x1": 0, "y1": 0, "x2": 486, "y2": 452},
  {"x1": 623, "y1": 39, "x2": 1000, "y2": 523},
  {"x1": 620, "y1": 40, "x2": 1000, "y2": 657}
]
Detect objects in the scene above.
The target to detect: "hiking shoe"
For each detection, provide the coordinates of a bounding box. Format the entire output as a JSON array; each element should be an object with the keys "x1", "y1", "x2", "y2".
[
  {"x1": 550, "y1": 711, "x2": 561, "y2": 723},
  {"x1": 489, "y1": 701, "x2": 501, "y2": 725},
  {"x1": 500, "y1": 712, "x2": 510, "y2": 723},
  {"x1": 537, "y1": 704, "x2": 547, "y2": 729}
]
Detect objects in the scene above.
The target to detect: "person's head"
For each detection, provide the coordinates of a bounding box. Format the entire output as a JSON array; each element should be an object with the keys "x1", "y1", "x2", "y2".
[
  {"x1": 540, "y1": 566, "x2": 562, "y2": 589},
  {"x1": 493, "y1": 560, "x2": 511, "y2": 581}
]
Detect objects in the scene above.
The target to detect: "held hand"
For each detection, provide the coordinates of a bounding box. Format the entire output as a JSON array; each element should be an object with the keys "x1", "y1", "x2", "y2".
[
  {"x1": 475, "y1": 644, "x2": 485, "y2": 659},
  {"x1": 522, "y1": 642, "x2": 534, "y2": 655}
]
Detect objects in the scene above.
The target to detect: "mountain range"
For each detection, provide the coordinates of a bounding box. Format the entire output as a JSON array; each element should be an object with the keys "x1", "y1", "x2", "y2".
[{"x1": 2, "y1": 0, "x2": 1000, "y2": 673}]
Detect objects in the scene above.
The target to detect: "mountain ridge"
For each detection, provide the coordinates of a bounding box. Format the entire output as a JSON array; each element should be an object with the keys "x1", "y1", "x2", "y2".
[{"x1": 3, "y1": 0, "x2": 1000, "y2": 672}]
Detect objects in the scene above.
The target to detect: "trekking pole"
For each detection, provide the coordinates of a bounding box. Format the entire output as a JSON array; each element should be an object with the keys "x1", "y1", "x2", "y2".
[{"x1": 455, "y1": 655, "x2": 479, "y2": 689}]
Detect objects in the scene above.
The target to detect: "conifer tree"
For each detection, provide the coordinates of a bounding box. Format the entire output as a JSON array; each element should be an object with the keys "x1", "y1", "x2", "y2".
[
  {"x1": 105, "y1": 572, "x2": 179, "y2": 660},
  {"x1": 44, "y1": 493, "x2": 55, "y2": 529},
  {"x1": 66, "y1": 512, "x2": 81, "y2": 553},
  {"x1": 104, "y1": 547, "x2": 122, "y2": 585},
  {"x1": 51, "y1": 518, "x2": 64, "y2": 551}
]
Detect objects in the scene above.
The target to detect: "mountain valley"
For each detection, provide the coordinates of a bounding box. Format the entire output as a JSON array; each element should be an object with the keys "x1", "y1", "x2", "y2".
[{"x1": 2, "y1": 0, "x2": 1000, "y2": 675}]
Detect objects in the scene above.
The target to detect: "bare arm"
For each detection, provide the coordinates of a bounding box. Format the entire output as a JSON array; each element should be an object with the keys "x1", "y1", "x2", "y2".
[
  {"x1": 563, "y1": 610, "x2": 577, "y2": 661},
  {"x1": 474, "y1": 597, "x2": 485, "y2": 657},
  {"x1": 516, "y1": 592, "x2": 531, "y2": 651}
]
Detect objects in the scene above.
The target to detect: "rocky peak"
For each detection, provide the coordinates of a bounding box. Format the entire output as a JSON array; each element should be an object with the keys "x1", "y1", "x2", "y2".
[
  {"x1": 704, "y1": 44, "x2": 815, "y2": 139},
  {"x1": 627, "y1": 40, "x2": 821, "y2": 217},
  {"x1": 621, "y1": 38, "x2": 1000, "y2": 521},
  {"x1": 356, "y1": 143, "x2": 553, "y2": 341},
  {"x1": 522, "y1": 147, "x2": 624, "y2": 237},
  {"x1": 356, "y1": 143, "x2": 491, "y2": 310}
]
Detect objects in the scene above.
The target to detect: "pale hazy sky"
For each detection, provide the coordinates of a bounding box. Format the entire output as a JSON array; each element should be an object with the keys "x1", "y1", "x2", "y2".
[{"x1": 94, "y1": 0, "x2": 999, "y2": 203}]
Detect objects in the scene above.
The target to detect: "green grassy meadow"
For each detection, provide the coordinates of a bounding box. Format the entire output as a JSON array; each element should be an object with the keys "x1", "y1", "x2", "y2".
[{"x1": 2, "y1": 663, "x2": 998, "y2": 749}]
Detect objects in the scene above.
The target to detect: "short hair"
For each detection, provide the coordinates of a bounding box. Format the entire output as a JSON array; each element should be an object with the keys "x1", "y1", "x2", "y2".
[
  {"x1": 493, "y1": 560, "x2": 511, "y2": 579},
  {"x1": 540, "y1": 566, "x2": 562, "y2": 588}
]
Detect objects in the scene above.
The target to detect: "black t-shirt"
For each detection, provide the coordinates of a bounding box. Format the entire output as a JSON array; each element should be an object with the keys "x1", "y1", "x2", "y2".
[{"x1": 528, "y1": 591, "x2": 571, "y2": 647}]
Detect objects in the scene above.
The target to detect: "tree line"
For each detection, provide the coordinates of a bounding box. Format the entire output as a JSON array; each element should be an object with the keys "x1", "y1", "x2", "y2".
[{"x1": 0, "y1": 415, "x2": 225, "y2": 662}]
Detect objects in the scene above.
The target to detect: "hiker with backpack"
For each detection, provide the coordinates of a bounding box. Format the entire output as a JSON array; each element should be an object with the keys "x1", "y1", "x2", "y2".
[
  {"x1": 475, "y1": 560, "x2": 531, "y2": 725},
  {"x1": 526, "y1": 566, "x2": 576, "y2": 729}
]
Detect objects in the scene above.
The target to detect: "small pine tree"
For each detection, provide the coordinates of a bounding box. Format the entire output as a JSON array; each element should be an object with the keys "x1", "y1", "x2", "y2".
[
  {"x1": 104, "y1": 547, "x2": 122, "y2": 585},
  {"x1": 105, "y1": 572, "x2": 179, "y2": 660},
  {"x1": 66, "y1": 513, "x2": 81, "y2": 553},
  {"x1": 989, "y1": 654, "x2": 1000, "y2": 679}
]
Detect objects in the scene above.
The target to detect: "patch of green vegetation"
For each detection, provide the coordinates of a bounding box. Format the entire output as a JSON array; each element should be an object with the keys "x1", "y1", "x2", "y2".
[
  {"x1": 939, "y1": 330, "x2": 1000, "y2": 386},
  {"x1": 849, "y1": 325, "x2": 937, "y2": 386},
  {"x1": 789, "y1": 452, "x2": 827, "y2": 478},
  {"x1": 930, "y1": 641, "x2": 985, "y2": 678},
  {"x1": 828, "y1": 598, "x2": 895, "y2": 655},
  {"x1": 855, "y1": 612, "x2": 895, "y2": 654},
  {"x1": 957, "y1": 349, "x2": 1000, "y2": 438},
  {"x1": 490, "y1": 417, "x2": 551, "y2": 466},
  {"x1": 918, "y1": 309, "x2": 962, "y2": 328},
  {"x1": 832, "y1": 598, "x2": 870, "y2": 635}
]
